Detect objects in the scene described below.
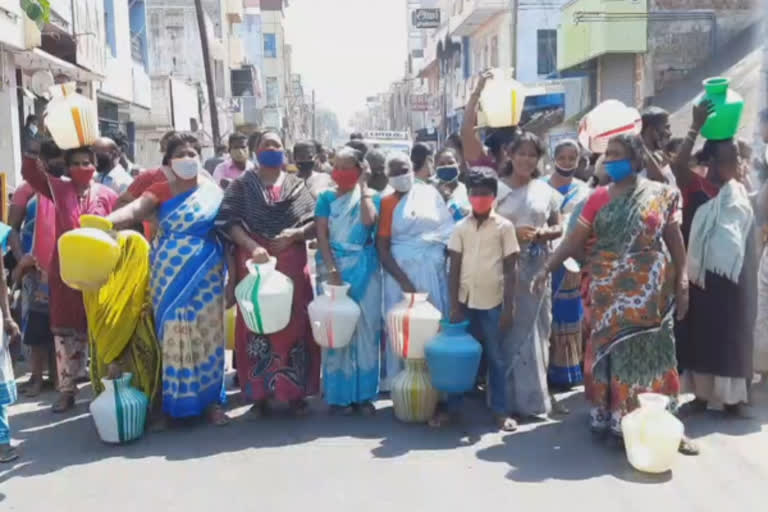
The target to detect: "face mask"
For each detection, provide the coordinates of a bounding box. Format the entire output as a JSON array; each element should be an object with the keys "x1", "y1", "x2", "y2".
[
  {"x1": 555, "y1": 165, "x2": 577, "y2": 177},
  {"x1": 69, "y1": 165, "x2": 95, "y2": 185},
  {"x1": 389, "y1": 172, "x2": 414, "y2": 193},
  {"x1": 171, "y1": 157, "x2": 200, "y2": 180},
  {"x1": 436, "y1": 165, "x2": 460, "y2": 183},
  {"x1": 29, "y1": 125, "x2": 38, "y2": 135},
  {"x1": 257, "y1": 149, "x2": 285, "y2": 168},
  {"x1": 332, "y1": 168, "x2": 359, "y2": 190},
  {"x1": 604, "y1": 159, "x2": 634, "y2": 182},
  {"x1": 96, "y1": 154, "x2": 113, "y2": 174},
  {"x1": 231, "y1": 148, "x2": 249, "y2": 163},
  {"x1": 469, "y1": 196, "x2": 494, "y2": 215},
  {"x1": 296, "y1": 161, "x2": 315, "y2": 174}
]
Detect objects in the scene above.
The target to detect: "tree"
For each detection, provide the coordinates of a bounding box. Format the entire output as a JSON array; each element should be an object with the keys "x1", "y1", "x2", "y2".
[{"x1": 20, "y1": 0, "x2": 50, "y2": 28}]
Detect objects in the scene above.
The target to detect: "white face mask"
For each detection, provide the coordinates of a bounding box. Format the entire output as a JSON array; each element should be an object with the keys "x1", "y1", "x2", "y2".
[
  {"x1": 389, "y1": 172, "x2": 414, "y2": 193},
  {"x1": 171, "y1": 157, "x2": 200, "y2": 180}
]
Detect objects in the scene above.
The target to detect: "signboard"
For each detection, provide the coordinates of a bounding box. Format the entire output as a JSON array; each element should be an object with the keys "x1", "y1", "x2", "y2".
[
  {"x1": 363, "y1": 130, "x2": 409, "y2": 141},
  {"x1": 410, "y1": 94, "x2": 430, "y2": 112},
  {"x1": 412, "y1": 8, "x2": 440, "y2": 29}
]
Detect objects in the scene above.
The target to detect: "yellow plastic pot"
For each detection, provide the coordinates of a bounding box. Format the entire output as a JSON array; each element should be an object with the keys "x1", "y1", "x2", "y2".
[{"x1": 58, "y1": 215, "x2": 120, "y2": 291}]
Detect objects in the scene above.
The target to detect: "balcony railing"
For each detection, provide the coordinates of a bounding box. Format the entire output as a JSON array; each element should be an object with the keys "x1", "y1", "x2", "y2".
[
  {"x1": 450, "y1": 0, "x2": 507, "y2": 38},
  {"x1": 233, "y1": 96, "x2": 263, "y2": 126}
]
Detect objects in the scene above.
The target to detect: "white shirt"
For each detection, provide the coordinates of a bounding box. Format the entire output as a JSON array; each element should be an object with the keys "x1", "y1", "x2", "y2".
[{"x1": 95, "y1": 163, "x2": 133, "y2": 195}]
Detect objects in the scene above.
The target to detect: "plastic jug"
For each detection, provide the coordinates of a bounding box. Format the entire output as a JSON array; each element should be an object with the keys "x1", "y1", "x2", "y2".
[
  {"x1": 425, "y1": 320, "x2": 482, "y2": 394},
  {"x1": 44, "y1": 82, "x2": 99, "y2": 150},
  {"x1": 235, "y1": 258, "x2": 293, "y2": 335},
  {"x1": 58, "y1": 215, "x2": 120, "y2": 291},
  {"x1": 621, "y1": 393, "x2": 684, "y2": 473},
  {"x1": 225, "y1": 306, "x2": 236, "y2": 350},
  {"x1": 89, "y1": 373, "x2": 149, "y2": 444},
  {"x1": 391, "y1": 359, "x2": 439, "y2": 423},
  {"x1": 387, "y1": 292, "x2": 442, "y2": 359},
  {"x1": 578, "y1": 100, "x2": 642, "y2": 154},
  {"x1": 477, "y1": 68, "x2": 527, "y2": 128},
  {"x1": 695, "y1": 77, "x2": 744, "y2": 141},
  {"x1": 308, "y1": 282, "x2": 361, "y2": 349}
]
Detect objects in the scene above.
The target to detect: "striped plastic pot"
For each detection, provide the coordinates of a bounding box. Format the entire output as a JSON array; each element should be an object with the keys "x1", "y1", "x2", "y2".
[
  {"x1": 391, "y1": 359, "x2": 438, "y2": 423},
  {"x1": 90, "y1": 373, "x2": 149, "y2": 444}
]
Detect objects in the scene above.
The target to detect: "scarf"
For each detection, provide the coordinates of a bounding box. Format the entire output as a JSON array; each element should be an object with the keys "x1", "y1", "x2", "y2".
[
  {"x1": 216, "y1": 170, "x2": 315, "y2": 239},
  {"x1": 687, "y1": 179, "x2": 754, "y2": 288}
]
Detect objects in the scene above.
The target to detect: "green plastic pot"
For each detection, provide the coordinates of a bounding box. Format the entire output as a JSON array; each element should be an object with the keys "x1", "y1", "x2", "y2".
[{"x1": 696, "y1": 77, "x2": 744, "y2": 141}]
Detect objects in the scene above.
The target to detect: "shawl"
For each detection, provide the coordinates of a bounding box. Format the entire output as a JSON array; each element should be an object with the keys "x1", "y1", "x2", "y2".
[
  {"x1": 687, "y1": 179, "x2": 754, "y2": 288},
  {"x1": 216, "y1": 170, "x2": 315, "y2": 239}
]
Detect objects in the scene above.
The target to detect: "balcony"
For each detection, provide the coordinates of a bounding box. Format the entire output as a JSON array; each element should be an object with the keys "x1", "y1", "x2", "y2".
[
  {"x1": 226, "y1": 0, "x2": 244, "y2": 23},
  {"x1": 449, "y1": 0, "x2": 507, "y2": 38},
  {"x1": 233, "y1": 96, "x2": 263, "y2": 127},
  {"x1": 558, "y1": 0, "x2": 648, "y2": 71}
]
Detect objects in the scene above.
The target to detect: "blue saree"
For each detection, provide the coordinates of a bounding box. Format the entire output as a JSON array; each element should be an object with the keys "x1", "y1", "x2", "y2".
[
  {"x1": 315, "y1": 188, "x2": 382, "y2": 406},
  {"x1": 151, "y1": 181, "x2": 227, "y2": 418}
]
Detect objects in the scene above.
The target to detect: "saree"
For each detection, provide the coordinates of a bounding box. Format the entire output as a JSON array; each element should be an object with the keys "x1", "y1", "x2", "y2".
[
  {"x1": 545, "y1": 178, "x2": 590, "y2": 388},
  {"x1": 315, "y1": 188, "x2": 382, "y2": 406},
  {"x1": 151, "y1": 181, "x2": 227, "y2": 418},
  {"x1": 496, "y1": 179, "x2": 561, "y2": 416},
  {"x1": 580, "y1": 180, "x2": 681, "y2": 436},
  {"x1": 381, "y1": 181, "x2": 453, "y2": 389},
  {"x1": 216, "y1": 171, "x2": 320, "y2": 403},
  {"x1": 84, "y1": 232, "x2": 161, "y2": 403},
  {"x1": 755, "y1": 242, "x2": 768, "y2": 373}
]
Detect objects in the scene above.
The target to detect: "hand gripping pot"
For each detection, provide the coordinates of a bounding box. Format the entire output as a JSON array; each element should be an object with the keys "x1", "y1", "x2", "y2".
[
  {"x1": 695, "y1": 77, "x2": 744, "y2": 141},
  {"x1": 58, "y1": 215, "x2": 120, "y2": 291},
  {"x1": 308, "y1": 283, "x2": 361, "y2": 349},
  {"x1": 621, "y1": 393, "x2": 684, "y2": 474},
  {"x1": 425, "y1": 320, "x2": 483, "y2": 394},
  {"x1": 44, "y1": 82, "x2": 99, "y2": 150},
  {"x1": 476, "y1": 68, "x2": 527, "y2": 129},
  {"x1": 235, "y1": 258, "x2": 293, "y2": 335},
  {"x1": 387, "y1": 292, "x2": 442, "y2": 360},
  {"x1": 89, "y1": 373, "x2": 149, "y2": 444}
]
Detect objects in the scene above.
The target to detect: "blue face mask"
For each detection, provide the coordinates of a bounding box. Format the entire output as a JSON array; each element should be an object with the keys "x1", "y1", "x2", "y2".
[
  {"x1": 604, "y1": 158, "x2": 634, "y2": 182},
  {"x1": 436, "y1": 165, "x2": 460, "y2": 183},
  {"x1": 257, "y1": 149, "x2": 285, "y2": 168}
]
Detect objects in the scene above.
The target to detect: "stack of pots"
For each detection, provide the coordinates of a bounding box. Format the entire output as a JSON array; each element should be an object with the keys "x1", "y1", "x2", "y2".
[{"x1": 386, "y1": 293, "x2": 442, "y2": 423}]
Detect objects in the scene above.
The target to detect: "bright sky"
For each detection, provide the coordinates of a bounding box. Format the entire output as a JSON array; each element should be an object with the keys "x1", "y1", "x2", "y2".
[{"x1": 284, "y1": 0, "x2": 408, "y2": 128}]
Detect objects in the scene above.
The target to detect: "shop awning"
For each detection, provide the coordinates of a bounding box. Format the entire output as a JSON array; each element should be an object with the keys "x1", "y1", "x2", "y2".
[{"x1": 12, "y1": 48, "x2": 105, "y2": 83}]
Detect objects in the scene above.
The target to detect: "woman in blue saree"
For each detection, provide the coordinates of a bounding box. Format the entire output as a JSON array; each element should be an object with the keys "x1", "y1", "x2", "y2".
[
  {"x1": 108, "y1": 134, "x2": 229, "y2": 426},
  {"x1": 543, "y1": 139, "x2": 591, "y2": 391},
  {"x1": 315, "y1": 147, "x2": 382, "y2": 414}
]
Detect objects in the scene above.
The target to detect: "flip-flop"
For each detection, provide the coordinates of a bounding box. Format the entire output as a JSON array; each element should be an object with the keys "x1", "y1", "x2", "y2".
[{"x1": 0, "y1": 447, "x2": 19, "y2": 464}]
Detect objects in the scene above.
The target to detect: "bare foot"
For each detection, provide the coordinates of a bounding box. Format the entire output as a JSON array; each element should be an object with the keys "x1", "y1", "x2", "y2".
[
  {"x1": 550, "y1": 397, "x2": 570, "y2": 416},
  {"x1": 356, "y1": 402, "x2": 377, "y2": 417},
  {"x1": 207, "y1": 405, "x2": 230, "y2": 426},
  {"x1": 24, "y1": 378, "x2": 43, "y2": 398},
  {"x1": 289, "y1": 399, "x2": 310, "y2": 418},
  {"x1": 52, "y1": 393, "x2": 75, "y2": 413}
]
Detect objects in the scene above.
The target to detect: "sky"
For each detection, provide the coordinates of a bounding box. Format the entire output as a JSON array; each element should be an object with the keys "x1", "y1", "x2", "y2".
[{"x1": 284, "y1": 0, "x2": 408, "y2": 128}]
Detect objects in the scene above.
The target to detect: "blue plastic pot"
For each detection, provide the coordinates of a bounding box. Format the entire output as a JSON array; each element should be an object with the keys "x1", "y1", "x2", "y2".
[{"x1": 425, "y1": 320, "x2": 482, "y2": 393}]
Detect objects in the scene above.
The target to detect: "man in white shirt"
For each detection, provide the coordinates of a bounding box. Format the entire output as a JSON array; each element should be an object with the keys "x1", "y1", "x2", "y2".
[{"x1": 93, "y1": 137, "x2": 133, "y2": 194}]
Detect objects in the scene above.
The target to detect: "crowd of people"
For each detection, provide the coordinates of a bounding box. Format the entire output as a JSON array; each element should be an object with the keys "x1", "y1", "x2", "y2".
[{"x1": 0, "y1": 76, "x2": 766, "y2": 464}]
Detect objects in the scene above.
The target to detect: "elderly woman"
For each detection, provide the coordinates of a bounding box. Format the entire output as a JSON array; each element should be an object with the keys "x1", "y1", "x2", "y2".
[
  {"x1": 543, "y1": 139, "x2": 591, "y2": 390},
  {"x1": 217, "y1": 131, "x2": 319, "y2": 417},
  {"x1": 315, "y1": 147, "x2": 381, "y2": 414},
  {"x1": 107, "y1": 134, "x2": 228, "y2": 426},
  {"x1": 377, "y1": 154, "x2": 453, "y2": 390},
  {"x1": 495, "y1": 132, "x2": 563, "y2": 423},
  {"x1": 22, "y1": 145, "x2": 118, "y2": 413},
  {"x1": 534, "y1": 133, "x2": 697, "y2": 453}
]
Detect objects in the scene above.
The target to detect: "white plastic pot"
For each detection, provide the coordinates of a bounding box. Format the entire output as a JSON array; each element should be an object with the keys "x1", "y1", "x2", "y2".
[
  {"x1": 578, "y1": 99, "x2": 642, "y2": 154},
  {"x1": 387, "y1": 292, "x2": 442, "y2": 359},
  {"x1": 621, "y1": 393, "x2": 684, "y2": 474},
  {"x1": 235, "y1": 257, "x2": 293, "y2": 335},
  {"x1": 89, "y1": 373, "x2": 149, "y2": 444},
  {"x1": 44, "y1": 82, "x2": 99, "y2": 150},
  {"x1": 309, "y1": 282, "x2": 361, "y2": 349}
]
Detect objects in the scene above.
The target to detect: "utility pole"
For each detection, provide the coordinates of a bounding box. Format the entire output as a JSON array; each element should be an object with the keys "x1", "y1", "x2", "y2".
[
  {"x1": 194, "y1": 0, "x2": 220, "y2": 145},
  {"x1": 312, "y1": 89, "x2": 316, "y2": 140}
]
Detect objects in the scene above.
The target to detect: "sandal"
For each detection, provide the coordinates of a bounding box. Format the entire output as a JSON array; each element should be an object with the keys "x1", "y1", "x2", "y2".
[
  {"x1": 356, "y1": 402, "x2": 377, "y2": 417},
  {"x1": 52, "y1": 393, "x2": 75, "y2": 413},
  {"x1": 207, "y1": 405, "x2": 230, "y2": 427},
  {"x1": 550, "y1": 397, "x2": 570, "y2": 416},
  {"x1": 495, "y1": 415, "x2": 518, "y2": 432},
  {"x1": 0, "y1": 446, "x2": 18, "y2": 464},
  {"x1": 678, "y1": 436, "x2": 700, "y2": 456},
  {"x1": 289, "y1": 399, "x2": 310, "y2": 417}
]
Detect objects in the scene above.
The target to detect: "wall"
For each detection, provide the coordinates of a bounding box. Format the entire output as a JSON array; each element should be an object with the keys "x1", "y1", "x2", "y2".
[
  {"x1": 0, "y1": 2, "x2": 26, "y2": 49},
  {"x1": 99, "y1": 0, "x2": 134, "y2": 103},
  {"x1": 0, "y1": 53, "x2": 21, "y2": 186},
  {"x1": 147, "y1": 6, "x2": 205, "y2": 82},
  {"x1": 598, "y1": 53, "x2": 636, "y2": 106},
  {"x1": 516, "y1": 0, "x2": 569, "y2": 82},
  {"x1": 647, "y1": 1, "x2": 756, "y2": 94}
]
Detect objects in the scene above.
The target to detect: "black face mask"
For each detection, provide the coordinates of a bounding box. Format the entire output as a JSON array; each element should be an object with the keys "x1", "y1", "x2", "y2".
[
  {"x1": 296, "y1": 161, "x2": 314, "y2": 174},
  {"x1": 96, "y1": 154, "x2": 113, "y2": 173},
  {"x1": 555, "y1": 166, "x2": 577, "y2": 178}
]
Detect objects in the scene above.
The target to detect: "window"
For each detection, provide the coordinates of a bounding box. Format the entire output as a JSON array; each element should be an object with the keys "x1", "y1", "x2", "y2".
[
  {"x1": 264, "y1": 33, "x2": 277, "y2": 58},
  {"x1": 104, "y1": 0, "x2": 117, "y2": 57},
  {"x1": 537, "y1": 29, "x2": 557, "y2": 76},
  {"x1": 490, "y1": 36, "x2": 498, "y2": 68}
]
